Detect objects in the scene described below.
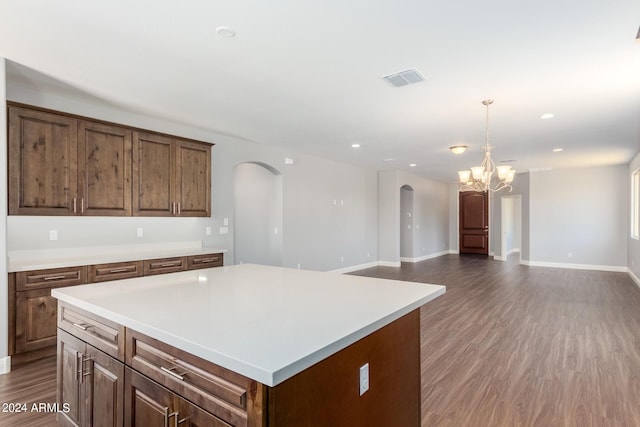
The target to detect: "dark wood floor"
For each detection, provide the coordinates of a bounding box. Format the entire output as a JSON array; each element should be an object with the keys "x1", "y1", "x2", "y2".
[
  {"x1": 353, "y1": 254, "x2": 640, "y2": 426},
  {"x1": 2, "y1": 254, "x2": 639, "y2": 426}
]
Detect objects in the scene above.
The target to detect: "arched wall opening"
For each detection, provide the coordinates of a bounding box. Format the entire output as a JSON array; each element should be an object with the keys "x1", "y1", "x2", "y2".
[{"x1": 233, "y1": 162, "x2": 283, "y2": 266}]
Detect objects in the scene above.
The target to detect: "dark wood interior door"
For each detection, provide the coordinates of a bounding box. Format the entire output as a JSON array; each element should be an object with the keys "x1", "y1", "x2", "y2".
[{"x1": 459, "y1": 191, "x2": 489, "y2": 255}]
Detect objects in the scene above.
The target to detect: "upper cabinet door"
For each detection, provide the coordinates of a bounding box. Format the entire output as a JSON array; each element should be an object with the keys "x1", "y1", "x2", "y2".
[
  {"x1": 78, "y1": 121, "x2": 132, "y2": 216},
  {"x1": 8, "y1": 106, "x2": 78, "y2": 215},
  {"x1": 175, "y1": 139, "x2": 211, "y2": 217},
  {"x1": 132, "y1": 131, "x2": 175, "y2": 216}
]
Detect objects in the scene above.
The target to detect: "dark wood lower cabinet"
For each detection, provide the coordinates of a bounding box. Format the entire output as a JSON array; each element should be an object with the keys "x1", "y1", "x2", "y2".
[
  {"x1": 125, "y1": 369, "x2": 230, "y2": 427},
  {"x1": 57, "y1": 329, "x2": 124, "y2": 427},
  {"x1": 16, "y1": 288, "x2": 59, "y2": 353}
]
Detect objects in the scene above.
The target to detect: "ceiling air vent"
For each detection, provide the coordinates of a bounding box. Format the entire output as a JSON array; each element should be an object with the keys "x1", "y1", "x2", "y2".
[{"x1": 382, "y1": 68, "x2": 426, "y2": 87}]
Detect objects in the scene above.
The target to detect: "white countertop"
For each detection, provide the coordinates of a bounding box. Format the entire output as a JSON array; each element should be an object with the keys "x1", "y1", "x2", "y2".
[
  {"x1": 52, "y1": 264, "x2": 445, "y2": 386},
  {"x1": 8, "y1": 242, "x2": 227, "y2": 272}
]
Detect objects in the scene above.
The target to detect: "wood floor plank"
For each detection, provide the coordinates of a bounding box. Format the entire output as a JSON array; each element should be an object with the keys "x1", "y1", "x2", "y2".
[
  {"x1": 2, "y1": 254, "x2": 640, "y2": 426},
  {"x1": 352, "y1": 254, "x2": 640, "y2": 426}
]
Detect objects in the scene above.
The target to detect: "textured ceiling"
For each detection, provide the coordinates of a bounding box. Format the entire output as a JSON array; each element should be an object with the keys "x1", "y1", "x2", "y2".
[{"x1": 1, "y1": 0, "x2": 639, "y2": 182}]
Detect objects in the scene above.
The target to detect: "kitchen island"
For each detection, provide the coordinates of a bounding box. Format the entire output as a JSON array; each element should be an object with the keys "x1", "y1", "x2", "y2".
[{"x1": 52, "y1": 264, "x2": 445, "y2": 426}]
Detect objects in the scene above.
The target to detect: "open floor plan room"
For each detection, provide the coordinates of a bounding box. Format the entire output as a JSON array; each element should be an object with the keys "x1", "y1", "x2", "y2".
[{"x1": 2, "y1": 255, "x2": 639, "y2": 426}]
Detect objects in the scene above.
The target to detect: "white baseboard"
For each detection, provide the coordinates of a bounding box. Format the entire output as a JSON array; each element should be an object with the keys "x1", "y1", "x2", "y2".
[
  {"x1": 378, "y1": 261, "x2": 401, "y2": 268},
  {"x1": 507, "y1": 248, "x2": 521, "y2": 256},
  {"x1": 328, "y1": 261, "x2": 380, "y2": 274},
  {"x1": 524, "y1": 260, "x2": 627, "y2": 272},
  {"x1": 400, "y1": 250, "x2": 451, "y2": 263},
  {"x1": 0, "y1": 356, "x2": 11, "y2": 375},
  {"x1": 628, "y1": 268, "x2": 640, "y2": 288}
]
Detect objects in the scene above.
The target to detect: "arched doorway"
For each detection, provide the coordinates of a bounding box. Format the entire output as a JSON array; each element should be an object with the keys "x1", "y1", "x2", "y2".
[
  {"x1": 400, "y1": 185, "x2": 415, "y2": 260},
  {"x1": 233, "y1": 162, "x2": 283, "y2": 266}
]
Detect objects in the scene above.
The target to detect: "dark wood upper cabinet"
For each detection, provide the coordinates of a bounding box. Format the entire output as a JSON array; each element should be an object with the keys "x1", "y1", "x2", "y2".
[
  {"x1": 175, "y1": 139, "x2": 211, "y2": 217},
  {"x1": 78, "y1": 121, "x2": 132, "y2": 216},
  {"x1": 8, "y1": 106, "x2": 78, "y2": 215},
  {"x1": 7, "y1": 103, "x2": 212, "y2": 217},
  {"x1": 133, "y1": 132, "x2": 211, "y2": 217}
]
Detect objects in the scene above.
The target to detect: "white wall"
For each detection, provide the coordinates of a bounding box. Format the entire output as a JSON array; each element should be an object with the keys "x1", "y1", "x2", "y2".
[
  {"x1": 528, "y1": 166, "x2": 627, "y2": 270},
  {"x1": 6, "y1": 72, "x2": 380, "y2": 273}
]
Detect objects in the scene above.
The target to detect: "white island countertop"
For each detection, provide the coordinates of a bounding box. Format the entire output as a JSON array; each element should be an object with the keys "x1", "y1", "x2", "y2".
[{"x1": 52, "y1": 264, "x2": 445, "y2": 386}]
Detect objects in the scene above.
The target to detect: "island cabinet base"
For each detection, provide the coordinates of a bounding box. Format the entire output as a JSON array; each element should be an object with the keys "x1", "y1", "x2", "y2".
[
  {"x1": 267, "y1": 308, "x2": 420, "y2": 427},
  {"x1": 58, "y1": 301, "x2": 421, "y2": 427}
]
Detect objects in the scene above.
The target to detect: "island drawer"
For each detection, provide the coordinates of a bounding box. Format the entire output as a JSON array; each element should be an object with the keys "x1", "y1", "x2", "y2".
[
  {"x1": 16, "y1": 266, "x2": 87, "y2": 291},
  {"x1": 143, "y1": 257, "x2": 187, "y2": 276},
  {"x1": 187, "y1": 253, "x2": 223, "y2": 269},
  {"x1": 58, "y1": 301, "x2": 125, "y2": 361},
  {"x1": 88, "y1": 261, "x2": 143, "y2": 283},
  {"x1": 126, "y1": 329, "x2": 261, "y2": 427}
]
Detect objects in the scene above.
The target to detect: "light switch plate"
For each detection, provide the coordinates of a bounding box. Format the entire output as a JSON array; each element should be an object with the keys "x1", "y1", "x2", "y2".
[{"x1": 359, "y1": 363, "x2": 369, "y2": 396}]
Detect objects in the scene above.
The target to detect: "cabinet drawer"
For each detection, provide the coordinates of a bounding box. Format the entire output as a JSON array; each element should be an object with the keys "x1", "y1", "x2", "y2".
[
  {"x1": 187, "y1": 253, "x2": 223, "y2": 270},
  {"x1": 16, "y1": 266, "x2": 87, "y2": 291},
  {"x1": 89, "y1": 261, "x2": 143, "y2": 283},
  {"x1": 126, "y1": 329, "x2": 259, "y2": 427},
  {"x1": 143, "y1": 257, "x2": 187, "y2": 276},
  {"x1": 58, "y1": 301, "x2": 125, "y2": 361}
]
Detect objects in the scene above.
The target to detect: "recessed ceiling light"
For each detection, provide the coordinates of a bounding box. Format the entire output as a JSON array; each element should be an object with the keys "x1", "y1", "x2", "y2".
[
  {"x1": 351, "y1": 143, "x2": 361, "y2": 148},
  {"x1": 215, "y1": 26, "x2": 236, "y2": 38},
  {"x1": 552, "y1": 148, "x2": 564, "y2": 152},
  {"x1": 540, "y1": 113, "x2": 555, "y2": 119},
  {"x1": 409, "y1": 163, "x2": 417, "y2": 167}
]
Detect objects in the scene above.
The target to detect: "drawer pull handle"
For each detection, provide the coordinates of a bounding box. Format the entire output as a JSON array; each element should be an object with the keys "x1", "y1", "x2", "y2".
[
  {"x1": 158, "y1": 262, "x2": 180, "y2": 268},
  {"x1": 160, "y1": 366, "x2": 187, "y2": 381},
  {"x1": 197, "y1": 257, "x2": 217, "y2": 263},
  {"x1": 108, "y1": 268, "x2": 131, "y2": 273},
  {"x1": 43, "y1": 275, "x2": 67, "y2": 281},
  {"x1": 72, "y1": 322, "x2": 92, "y2": 331}
]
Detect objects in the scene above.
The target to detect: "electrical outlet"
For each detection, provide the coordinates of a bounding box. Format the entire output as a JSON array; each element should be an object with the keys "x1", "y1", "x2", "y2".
[
  {"x1": 205, "y1": 226, "x2": 212, "y2": 235},
  {"x1": 49, "y1": 230, "x2": 58, "y2": 241},
  {"x1": 359, "y1": 363, "x2": 369, "y2": 396},
  {"x1": 136, "y1": 228, "x2": 144, "y2": 238}
]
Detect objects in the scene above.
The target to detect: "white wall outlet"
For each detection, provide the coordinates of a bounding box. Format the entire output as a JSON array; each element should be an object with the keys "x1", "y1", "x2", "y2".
[
  {"x1": 219, "y1": 226, "x2": 229, "y2": 235},
  {"x1": 223, "y1": 217, "x2": 229, "y2": 226},
  {"x1": 205, "y1": 226, "x2": 212, "y2": 236},
  {"x1": 340, "y1": 256, "x2": 344, "y2": 262},
  {"x1": 136, "y1": 228, "x2": 144, "y2": 238},
  {"x1": 49, "y1": 230, "x2": 58, "y2": 241},
  {"x1": 568, "y1": 252, "x2": 573, "y2": 258},
  {"x1": 274, "y1": 227, "x2": 278, "y2": 235},
  {"x1": 359, "y1": 363, "x2": 369, "y2": 396}
]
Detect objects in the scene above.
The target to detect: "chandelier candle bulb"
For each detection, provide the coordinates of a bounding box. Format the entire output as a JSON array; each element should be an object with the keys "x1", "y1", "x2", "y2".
[
  {"x1": 458, "y1": 170, "x2": 471, "y2": 183},
  {"x1": 496, "y1": 165, "x2": 512, "y2": 180}
]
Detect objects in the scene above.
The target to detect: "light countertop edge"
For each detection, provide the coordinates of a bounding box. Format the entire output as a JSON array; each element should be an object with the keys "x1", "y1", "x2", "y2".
[{"x1": 51, "y1": 265, "x2": 446, "y2": 387}]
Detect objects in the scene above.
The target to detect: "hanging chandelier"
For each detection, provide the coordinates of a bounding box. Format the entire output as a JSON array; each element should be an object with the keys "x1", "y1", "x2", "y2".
[{"x1": 457, "y1": 100, "x2": 515, "y2": 192}]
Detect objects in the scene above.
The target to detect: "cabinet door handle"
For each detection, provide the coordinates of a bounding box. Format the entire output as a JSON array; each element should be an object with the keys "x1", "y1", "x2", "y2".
[
  {"x1": 196, "y1": 257, "x2": 217, "y2": 264},
  {"x1": 73, "y1": 198, "x2": 77, "y2": 213},
  {"x1": 177, "y1": 202, "x2": 181, "y2": 215},
  {"x1": 172, "y1": 202, "x2": 176, "y2": 215},
  {"x1": 164, "y1": 410, "x2": 180, "y2": 427},
  {"x1": 79, "y1": 356, "x2": 92, "y2": 384},
  {"x1": 43, "y1": 275, "x2": 67, "y2": 281},
  {"x1": 108, "y1": 268, "x2": 131, "y2": 273},
  {"x1": 80, "y1": 198, "x2": 84, "y2": 213},
  {"x1": 160, "y1": 366, "x2": 186, "y2": 381}
]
